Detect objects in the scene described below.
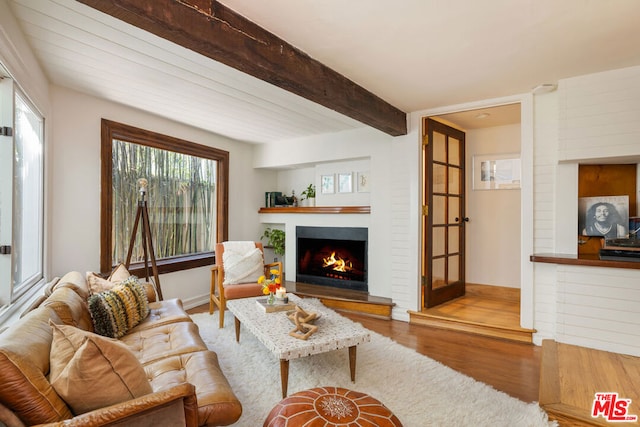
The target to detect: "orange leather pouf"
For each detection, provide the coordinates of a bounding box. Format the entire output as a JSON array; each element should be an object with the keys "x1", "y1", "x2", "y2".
[{"x1": 264, "y1": 386, "x2": 402, "y2": 427}]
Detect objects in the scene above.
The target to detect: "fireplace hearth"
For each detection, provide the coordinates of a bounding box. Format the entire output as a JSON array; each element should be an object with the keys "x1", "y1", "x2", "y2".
[{"x1": 296, "y1": 226, "x2": 368, "y2": 292}]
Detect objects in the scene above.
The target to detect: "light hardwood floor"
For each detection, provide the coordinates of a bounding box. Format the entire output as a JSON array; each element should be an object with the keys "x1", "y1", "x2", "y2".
[
  {"x1": 409, "y1": 284, "x2": 536, "y2": 343},
  {"x1": 188, "y1": 301, "x2": 541, "y2": 403}
]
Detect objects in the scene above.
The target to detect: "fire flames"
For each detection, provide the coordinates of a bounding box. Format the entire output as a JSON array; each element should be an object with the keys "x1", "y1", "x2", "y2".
[{"x1": 322, "y1": 251, "x2": 353, "y2": 273}]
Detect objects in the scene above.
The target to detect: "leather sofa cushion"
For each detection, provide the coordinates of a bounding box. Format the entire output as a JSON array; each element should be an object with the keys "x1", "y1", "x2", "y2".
[
  {"x1": 49, "y1": 323, "x2": 152, "y2": 415},
  {"x1": 0, "y1": 307, "x2": 73, "y2": 425},
  {"x1": 145, "y1": 350, "x2": 242, "y2": 427},
  {"x1": 120, "y1": 321, "x2": 208, "y2": 365},
  {"x1": 42, "y1": 287, "x2": 94, "y2": 332},
  {"x1": 128, "y1": 298, "x2": 191, "y2": 333},
  {"x1": 53, "y1": 271, "x2": 89, "y2": 300}
]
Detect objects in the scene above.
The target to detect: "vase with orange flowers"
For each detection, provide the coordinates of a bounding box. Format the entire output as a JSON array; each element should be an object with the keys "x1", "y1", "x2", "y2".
[{"x1": 258, "y1": 268, "x2": 281, "y2": 305}]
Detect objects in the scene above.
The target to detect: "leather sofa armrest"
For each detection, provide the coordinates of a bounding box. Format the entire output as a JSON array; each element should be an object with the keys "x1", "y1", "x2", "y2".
[{"x1": 33, "y1": 383, "x2": 198, "y2": 427}]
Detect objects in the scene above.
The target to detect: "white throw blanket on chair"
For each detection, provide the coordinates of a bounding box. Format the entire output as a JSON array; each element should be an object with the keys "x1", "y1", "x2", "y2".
[{"x1": 222, "y1": 241, "x2": 264, "y2": 285}]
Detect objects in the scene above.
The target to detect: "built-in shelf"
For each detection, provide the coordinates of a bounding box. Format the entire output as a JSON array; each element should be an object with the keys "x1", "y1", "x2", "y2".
[
  {"x1": 258, "y1": 206, "x2": 370, "y2": 214},
  {"x1": 530, "y1": 253, "x2": 640, "y2": 270}
]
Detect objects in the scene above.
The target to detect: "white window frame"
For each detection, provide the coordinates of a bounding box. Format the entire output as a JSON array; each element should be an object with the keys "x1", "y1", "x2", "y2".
[{"x1": 0, "y1": 73, "x2": 45, "y2": 314}]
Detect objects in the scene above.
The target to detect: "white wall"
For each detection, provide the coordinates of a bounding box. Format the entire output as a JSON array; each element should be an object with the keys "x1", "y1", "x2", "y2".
[
  {"x1": 546, "y1": 66, "x2": 640, "y2": 356},
  {"x1": 559, "y1": 65, "x2": 640, "y2": 162},
  {"x1": 273, "y1": 159, "x2": 371, "y2": 207},
  {"x1": 531, "y1": 90, "x2": 560, "y2": 344},
  {"x1": 465, "y1": 124, "x2": 521, "y2": 288},
  {"x1": 50, "y1": 85, "x2": 275, "y2": 308}
]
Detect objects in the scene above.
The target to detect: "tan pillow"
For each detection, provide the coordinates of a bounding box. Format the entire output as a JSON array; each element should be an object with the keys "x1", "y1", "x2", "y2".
[
  {"x1": 49, "y1": 322, "x2": 152, "y2": 415},
  {"x1": 109, "y1": 263, "x2": 130, "y2": 282},
  {"x1": 86, "y1": 264, "x2": 131, "y2": 295}
]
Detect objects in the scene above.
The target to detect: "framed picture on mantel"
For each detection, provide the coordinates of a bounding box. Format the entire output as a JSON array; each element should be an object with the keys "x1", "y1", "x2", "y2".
[
  {"x1": 338, "y1": 173, "x2": 353, "y2": 193},
  {"x1": 321, "y1": 174, "x2": 335, "y2": 194}
]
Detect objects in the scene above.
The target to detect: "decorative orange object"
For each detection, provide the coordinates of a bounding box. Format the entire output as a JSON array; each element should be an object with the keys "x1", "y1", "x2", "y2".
[{"x1": 264, "y1": 386, "x2": 402, "y2": 427}]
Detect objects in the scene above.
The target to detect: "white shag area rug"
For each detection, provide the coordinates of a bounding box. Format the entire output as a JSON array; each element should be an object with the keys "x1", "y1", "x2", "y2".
[{"x1": 191, "y1": 300, "x2": 555, "y2": 427}]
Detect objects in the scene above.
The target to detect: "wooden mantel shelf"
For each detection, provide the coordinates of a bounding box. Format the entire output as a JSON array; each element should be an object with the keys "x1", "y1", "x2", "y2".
[
  {"x1": 530, "y1": 253, "x2": 640, "y2": 270},
  {"x1": 259, "y1": 206, "x2": 370, "y2": 214}
]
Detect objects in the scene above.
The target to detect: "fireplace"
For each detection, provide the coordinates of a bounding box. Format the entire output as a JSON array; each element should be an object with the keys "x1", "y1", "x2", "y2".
[{"x1": 296, "y1": 226, "x2": 368, "y2": 292}]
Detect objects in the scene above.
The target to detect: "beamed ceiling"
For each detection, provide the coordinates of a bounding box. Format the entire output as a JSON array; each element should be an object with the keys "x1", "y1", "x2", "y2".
[{"x1": 6, "y1": 0, "x2": 640, "y2": 143}]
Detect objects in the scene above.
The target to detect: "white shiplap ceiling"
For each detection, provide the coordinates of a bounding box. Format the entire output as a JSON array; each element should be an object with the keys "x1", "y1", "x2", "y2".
[{"x1": 7, "y1": 0, "x2": 640, "y2": 143}]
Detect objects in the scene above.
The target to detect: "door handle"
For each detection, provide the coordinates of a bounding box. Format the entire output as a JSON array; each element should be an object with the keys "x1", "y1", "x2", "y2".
[{"x1": 454, "y1": 217, "x2": 470, "y2": 223}]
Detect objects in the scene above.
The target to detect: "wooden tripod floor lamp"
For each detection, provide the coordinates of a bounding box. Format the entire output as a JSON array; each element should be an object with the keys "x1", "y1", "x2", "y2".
[{"x1": 125, "y1": 178, "x2": 163, "y2": 300}]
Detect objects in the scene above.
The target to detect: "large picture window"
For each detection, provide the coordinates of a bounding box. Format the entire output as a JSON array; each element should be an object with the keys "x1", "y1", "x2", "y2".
[
  {"x1": 0, "y1": 79, "x2": 45, "y2": 308},
  {"x1": 100, "y1": 120, "x2": 228, "y2": 276}
]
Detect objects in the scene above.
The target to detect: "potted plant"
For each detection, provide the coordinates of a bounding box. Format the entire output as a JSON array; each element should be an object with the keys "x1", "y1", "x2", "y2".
[
  {"x1": 261, "y1": 227, "x2": 285, "y2": 257},
  {"x1": 301, "y1": 183, "x2": 316, "y2": 207}
]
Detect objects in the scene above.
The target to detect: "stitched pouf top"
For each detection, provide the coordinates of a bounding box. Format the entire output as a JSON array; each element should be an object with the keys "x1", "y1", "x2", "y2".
[{"x1": 264, "y1": 386, "x2": 402, "y2": 427}]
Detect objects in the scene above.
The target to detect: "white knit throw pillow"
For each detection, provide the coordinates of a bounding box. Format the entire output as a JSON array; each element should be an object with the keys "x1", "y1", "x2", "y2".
[{"x1": 223, "y1": 247, "x2": 264, "y2": 285}]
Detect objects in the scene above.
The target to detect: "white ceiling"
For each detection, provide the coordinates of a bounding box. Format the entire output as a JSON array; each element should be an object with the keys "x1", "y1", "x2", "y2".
[{"x1": 7, "y1": 0, "x2": 640, "y2": 143}]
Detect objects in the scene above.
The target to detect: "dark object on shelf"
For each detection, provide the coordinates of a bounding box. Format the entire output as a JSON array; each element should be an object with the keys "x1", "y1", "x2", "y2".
[
  {"x1": 265, "y1": 192, "x2": 282, "y2": 208},
  {"x1": 599, "y1": 248, "x2": 640, "y2": 262},
  {"x1": 603, "y1": 238, "x2": 640, "y2": 250},
  {"x1": 275, "y1": 195, "x2": 295, "y2": 206}
]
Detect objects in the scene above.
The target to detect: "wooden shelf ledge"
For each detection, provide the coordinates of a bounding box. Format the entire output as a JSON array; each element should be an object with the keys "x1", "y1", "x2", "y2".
[
  {"x1": 259, "y1": 206, "x2": 370, "y2": 214},
  {"x1": 530, "y1": 253, "x2": 640, "y2": 270}
]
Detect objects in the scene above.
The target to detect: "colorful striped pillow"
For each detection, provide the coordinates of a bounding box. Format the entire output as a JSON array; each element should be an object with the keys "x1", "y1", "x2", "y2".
[{"x1": 88, "y1": 276, "x2": 150, "y2": 338}]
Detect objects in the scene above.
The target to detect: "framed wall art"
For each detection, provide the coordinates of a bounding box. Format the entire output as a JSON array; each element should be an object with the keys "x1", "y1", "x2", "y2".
[
  {"x1": 321, "y1": 174, "x2": 335, "y2": 194},
  {"x1": 338, "y1": 173, "x2": 353, "y2": 193},
  {"x1": 472, "y1": 153, "x2": 521, "y2": 190},
  {"x1": 357, "y1": 171, "x2": 370, "y2": 193},
  {"x1": 578, "y1": 195, "x2": 629, "y2": 238}
]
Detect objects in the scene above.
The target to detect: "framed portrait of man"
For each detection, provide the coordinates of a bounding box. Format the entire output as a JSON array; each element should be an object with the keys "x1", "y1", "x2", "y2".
[{"x1": 579, "y1": 195, "x2": 629, "y2": 238}]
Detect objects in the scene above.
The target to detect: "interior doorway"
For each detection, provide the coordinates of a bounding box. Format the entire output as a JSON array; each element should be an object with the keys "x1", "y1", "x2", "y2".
[{"x1": 419, "y1": 103, "x2": 523, "y2": 325}]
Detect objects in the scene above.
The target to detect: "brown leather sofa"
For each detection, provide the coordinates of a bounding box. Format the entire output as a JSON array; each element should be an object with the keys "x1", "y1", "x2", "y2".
[{"x1": 0, "y1": 271, "x2": 242, "y2": 427}]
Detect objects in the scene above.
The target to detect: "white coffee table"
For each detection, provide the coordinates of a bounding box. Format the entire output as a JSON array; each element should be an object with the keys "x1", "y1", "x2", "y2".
[{"x1": 226, "y1": 294, "x2": 371, "y2": 398}]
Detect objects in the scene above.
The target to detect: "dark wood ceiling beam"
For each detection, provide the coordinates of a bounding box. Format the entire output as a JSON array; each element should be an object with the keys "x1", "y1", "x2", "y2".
[{"x1": 76, "y1": 0, "x2": 407, "y2": 136}]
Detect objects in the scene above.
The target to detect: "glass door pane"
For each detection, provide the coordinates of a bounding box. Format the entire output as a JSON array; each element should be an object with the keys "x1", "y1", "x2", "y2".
[{"x1": 13, "y1": 92, "x2": 44, "y2": 293}]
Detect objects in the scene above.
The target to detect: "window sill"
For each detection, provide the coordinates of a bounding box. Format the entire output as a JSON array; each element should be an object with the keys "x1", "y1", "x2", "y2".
[{"x1": 126, "y1": 252, "x2": 215, "y2": 277}]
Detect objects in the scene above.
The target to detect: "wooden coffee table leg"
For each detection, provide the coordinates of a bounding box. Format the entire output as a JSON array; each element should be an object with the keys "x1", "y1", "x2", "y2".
[
  {"x1": 349, "y1": 345, "x2": 357, "y2": 382},
  {"x1": 280, "y1": 359, "x2": 289, "y2": 398},
  {"x1": 234, "y1": 317, "x2": 241, "y2": 342}
]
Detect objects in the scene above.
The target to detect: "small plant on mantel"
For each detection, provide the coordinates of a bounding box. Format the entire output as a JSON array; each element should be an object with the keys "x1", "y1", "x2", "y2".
[
  {"x1": 301, "y1": 183, "x2": 316, "y2": 200},
  {"x1": 261, "y1": 227, "x2": 285, "y2": 256},
  {"x1": 301, "y1": 183, "x2": 316, "y2": 207}
]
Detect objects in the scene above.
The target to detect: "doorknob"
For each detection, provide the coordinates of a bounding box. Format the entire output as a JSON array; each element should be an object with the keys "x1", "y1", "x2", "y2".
[{"x1": 454, "y1": 217, "x2": 470, "y2": 223}]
